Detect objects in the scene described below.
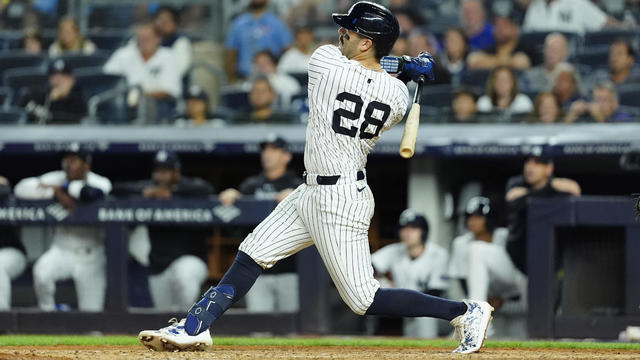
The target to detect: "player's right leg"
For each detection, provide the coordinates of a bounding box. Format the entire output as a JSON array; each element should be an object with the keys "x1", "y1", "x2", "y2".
[
  {"x1": 32, "y1": 246, "x2": 73, "y2": 311},
  {"x1": 0, "y1": 247, "x2": 27, "y2": 310}
]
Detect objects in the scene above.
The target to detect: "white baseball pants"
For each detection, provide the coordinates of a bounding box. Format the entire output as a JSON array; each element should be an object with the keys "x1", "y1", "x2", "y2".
[
  {"x1": 0, "y1": 247, "x2": 27, "y2": 310},
  {"x1": 149, "y1": 254, "x2": 208, "y2": 311}
]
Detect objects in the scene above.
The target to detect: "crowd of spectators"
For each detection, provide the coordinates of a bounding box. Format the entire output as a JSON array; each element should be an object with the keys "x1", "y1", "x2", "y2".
[{"x1": 1, "y1": 0, "x2": 640, "y2": 126}]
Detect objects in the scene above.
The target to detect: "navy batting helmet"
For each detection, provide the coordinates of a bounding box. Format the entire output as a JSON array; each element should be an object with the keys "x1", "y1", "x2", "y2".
[
  {"x1": 398, "y1": 209, "x2": 429, "y2": 243},
  {"x1": 332, "y1": 1, "x2": 399, "y2": 58},
  {"x1": 465, "y1": 196, "x2": 495, "y2": 232}
]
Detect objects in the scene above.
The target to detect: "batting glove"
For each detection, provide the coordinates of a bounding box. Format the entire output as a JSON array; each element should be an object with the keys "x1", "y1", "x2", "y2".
[{"x1": 401, "y1": 52, "x2": 435, "y2": 82}]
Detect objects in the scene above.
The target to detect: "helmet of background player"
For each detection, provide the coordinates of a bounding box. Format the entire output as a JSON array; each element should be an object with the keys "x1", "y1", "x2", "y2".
[
  {"x1": 464, "y1": 196, "x2": 495, "y2": 233},
  {"x1": 153, "y1": 150, "x2": 181, "y2": 187},
  {"x1": 398, "y1": 208, "x2": 429, "y2": 243},
  {"x1": 61, "y1": 142, "x2": 91, "y2": 181},
  {"x1": 332, "y1": 1, "x2": 400, "y2": 59}
]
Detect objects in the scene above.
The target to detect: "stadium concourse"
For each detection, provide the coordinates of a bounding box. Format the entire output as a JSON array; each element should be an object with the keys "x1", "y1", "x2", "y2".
[{"x1": 0, "y1": 0, "x2": 639, "y2": 348}]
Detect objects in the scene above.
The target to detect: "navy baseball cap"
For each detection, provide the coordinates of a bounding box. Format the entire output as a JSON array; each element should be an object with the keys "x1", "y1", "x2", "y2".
[
  {"x1": 48, "y1": 59, "x2": 73, "y2": 75},
  {"x1": 153, "y1": 150, "x2": 181, "y2": 170},
  {"x1": 260, "y1": 133, "x2": 289, "y2": 151},
  {"x1": 61, "y1": 142, "x2": 91, "y2": 163},
  {"x1": 185, "y1": 84, "x2": 208, "y2": 102},
  {"x1": 525, "y1": 146, "x2": 553, "y2": 164}
]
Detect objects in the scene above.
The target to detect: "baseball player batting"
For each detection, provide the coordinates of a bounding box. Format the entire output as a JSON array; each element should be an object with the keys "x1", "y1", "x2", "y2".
[{"x1": 139, "y1": 2, "x2": 493, "y2": 354}]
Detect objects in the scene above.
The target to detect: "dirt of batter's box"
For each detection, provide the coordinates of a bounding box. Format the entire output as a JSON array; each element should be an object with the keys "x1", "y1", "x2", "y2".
[{"x1": 0, "y1": 345, "x2": 638, "y2": 360}]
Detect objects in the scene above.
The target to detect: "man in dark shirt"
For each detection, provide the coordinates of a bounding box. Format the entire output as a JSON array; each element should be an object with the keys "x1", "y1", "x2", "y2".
[
  {"x1": 505, "y1": 149, "x2": 581, "y2": 275},
  {"x1": 467, "y1": 5, "x2": 540, "y2": 71},
  {"x1": 0, "y1": 175, "x2": 27, "y2": 310},
  {"x1": 20, "y1": 59, "x2": 87, "y2": 124},
  {"x1": 219, "y1": 134, "x2": 302, "y2": 312},
  {"x1": 113, "y1": 150, "x2": 214, "y2": 311}
]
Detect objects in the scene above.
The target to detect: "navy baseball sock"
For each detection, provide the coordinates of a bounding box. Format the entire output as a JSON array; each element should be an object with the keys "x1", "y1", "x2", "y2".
[
  {"x1": 218, "y1": 250, "x2": 263, "y2": 303},
  {"x1": 365, "y1": 288, "x2": 468, "y2": 321}
]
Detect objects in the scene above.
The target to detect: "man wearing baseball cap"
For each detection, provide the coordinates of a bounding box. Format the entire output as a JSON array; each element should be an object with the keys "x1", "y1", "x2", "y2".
[
  {"x1": 113, "y1": 150, "x2": 214, "y2": 311},
  {"x1": 505, "y1": 147, "x2": 581, "y2": 275},
  {"x1": 20, "y1": 59, "x2": 87, "y2": 124}
]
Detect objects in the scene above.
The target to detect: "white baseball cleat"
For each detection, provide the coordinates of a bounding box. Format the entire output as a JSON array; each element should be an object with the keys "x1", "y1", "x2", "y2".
[
  {"x1": 450, "y1": 300, "x2": 494, "y2": 354},
  {"x1": 138, "y1": 318, "x2": 213, "y2": 352}
]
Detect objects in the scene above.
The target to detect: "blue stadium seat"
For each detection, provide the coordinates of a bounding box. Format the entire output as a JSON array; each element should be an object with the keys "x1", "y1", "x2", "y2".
[
  {"x1": 420, "y1": 84, "x2": 453, "y2": 108},
  {"x1": 0, "y1": 86, "x2": 14, "y2": 106},
  {"x1": 618, "y1": 84, "x2": 640, "y2": 108},
  {"x1": 0, "y1": 53, "x2": 47, "y2": 79},
  {"x1": 584, "y1": 30, "x2": 638, "y2": 47},
  {"x1": 519, "y1": 31, "x2": 582, "y2": 56},
  {"x1": 3, "y1": 67, "x2": 48, "y2": 104},
  {"x1": 87, "y1": 30, "x2": 130, "y2": 51},
  {"x1": 289, "y1": 72, "x2": 309, "y2": 89},
  {"x1": 220, "y1": 89, "x2": 250, "y2": 112},
  {"x1": 573, "y1": 47, "x2": 610, "y2": 70},
  {"x1": 461, "y1": 69, "x2": 491, "y2": 88},
  {"x1": 52, "y1": 51, "x2": 111, "y2": 71},
  {"x1": 0, "y1": 107, "x2": 27, "y2": 124},
  {"x1": 73, "y1": 69, "x2": 129, "y2": 124}
]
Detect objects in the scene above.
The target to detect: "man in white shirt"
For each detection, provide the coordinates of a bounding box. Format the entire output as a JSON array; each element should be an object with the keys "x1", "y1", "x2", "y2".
[
  {"x1": 153, "y1": 6, "x2": 192, "y2": 78},
  {"x1": 372, "y1": 209, "x2": 449, "y2": 338},
  {"x1": 14, "y1": 143, "x2": 112, "y2": 311},
  {"x1": 104, "y1": 23, "x2": 182, "y2": 122},
  {"x1": 523, "y1": 0, "x2": 619, "y2": 35},
  {"x1": 522, "y1": 33, "x2": 569, "y2": 92}
]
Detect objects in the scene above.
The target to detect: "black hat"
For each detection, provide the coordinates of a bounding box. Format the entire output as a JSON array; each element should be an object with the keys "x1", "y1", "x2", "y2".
[
  {"x1": 525, "y1": 145, "x2": 553, "y2": 164},
  {"x1": 398, "y1": 208, "x2": 429, "y2": 243},
  {"x1": 464, "y1": 196, "x2": 496, "y2": 231},
  {"x1": 48, "y1": 59, "x2": 73, "y2": 75},
  {"x1": 153, "y1": 150, "x2": 181, "y2": 170},
  {"x1": 260, "y1": 133, "x2": 289, "y2": 151},
  {"x1": 61, "y1": 142, "x2": 91, "y2": 163},
  {"x1": 492, "y1": 1, "x2": 525, "y2": 26},
  {"x1": 185, "y1": 84, "x2": 208, "y2": 102}
]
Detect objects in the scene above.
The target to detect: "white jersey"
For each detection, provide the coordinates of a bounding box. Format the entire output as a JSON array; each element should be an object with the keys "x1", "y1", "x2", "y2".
[{"x1": 305, "y1": 45, "x2": 409, "y2": 175}]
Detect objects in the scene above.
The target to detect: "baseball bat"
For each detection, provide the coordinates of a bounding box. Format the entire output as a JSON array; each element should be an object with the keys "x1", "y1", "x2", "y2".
[{"x1": 399, "y1": 75, "x2": 425, "y2": 159}]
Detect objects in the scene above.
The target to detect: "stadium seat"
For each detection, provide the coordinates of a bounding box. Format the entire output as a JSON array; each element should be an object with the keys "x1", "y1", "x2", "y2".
[
  {"x1": 618, "y1": 84, "x2": 640, "y2": 108},
  {"x1": 461, "y1": 69, "x2": 491, "y2": 88},
  {"x1": 420, "y1": 84, "x2": 453, "y2": 108},
  {"x1": 220, "y1": 89, "x2": 250, "y2": 112},
  {"x1": 0, "y1": 53, "x2": 47, "y2": 79},
  {"x1": 584, "y1": 30, "x2": 638, "y2": 48},
  {"x1": 0, "y1": 107, "x2": 27, "y2": 124},
  {"x1": 87, "y1": 30, "x2": 130, "y2": 50},
  {"x1": 72, "y1": 69, "x2": 129, "y2": 124},
  {"x1": 573, "y1": 47, "x2": 610, "y2": 69},
  {"x1": 3, "y1": 67, "x2": 48, "y2": 104},
  {"x1": 519, "y1": 31, "x2": 582, "y2": 56},
  {"x1": 0, "y1": 86, "x2": 14, "y2": 106},
  {"x1": 289, "y1": 72, "x2": 309, "y2": 89},
  {"x1": 52, "y1": 51, "x2": 111, "y2": 71},
  {"x1": 0, "y1": 32, "x2": 22, "y2": 51}
]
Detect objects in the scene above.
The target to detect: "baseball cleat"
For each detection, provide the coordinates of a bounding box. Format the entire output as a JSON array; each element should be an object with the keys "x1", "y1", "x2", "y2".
[
  {"x1": 185, "y1": 284, "x2": 235, "y2": 336},
  {"x1": 450, "y1": 299, "x2": 494, "y2": 354},
  {"x1": 138, "y1": 318, "x2": 212, "y2": 352}
]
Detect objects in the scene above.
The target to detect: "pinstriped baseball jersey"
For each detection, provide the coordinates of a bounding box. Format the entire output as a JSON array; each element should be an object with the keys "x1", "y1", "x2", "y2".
[{"x1": 305, "y1": 45, "x2": 409, "y2": 175}]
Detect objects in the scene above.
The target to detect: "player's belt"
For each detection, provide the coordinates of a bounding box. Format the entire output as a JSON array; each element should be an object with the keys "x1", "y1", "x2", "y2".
[{"x1": 303, "y1": 170, "x2": 365, "y2": 185}]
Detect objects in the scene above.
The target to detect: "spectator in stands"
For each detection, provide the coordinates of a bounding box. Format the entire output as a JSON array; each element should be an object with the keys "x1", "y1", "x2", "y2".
[
  {"x1": 174, "y1": 85, "x2": 222, "y2": 127},
  {"x1": 104, "y1": 23, "x2": 182, "y2": 123},
  {"x1": 451, "y1": 87, "x2": 479, "y2": 123},
  {"x1": 477, "y1": 66, "x2": 533, "y2": 115},
  {"x1": 565, "y1": 81, "x2": 635, "y2": 123},
  {"x1": 48, "y1": 17, "x2": 96, "y2": 56},
  {"x1": 460, "y1": 0, "x2": 494, "y2": 51},
  {"x1": 112, "y1": 150, "x2": 213, "y2": 311},
  {"x1": 23, "y1": 28, "x2": 44, "y2": 54},
  {"x1": 219, "y1": 134, "x2": 302, "y2": 313},
  {"x1": 550, "y1": 62, "x2": 584, "y2": 111},
  {"x1": 277, "y1": 26, "x2": 314, "y2": 75},
  {"x1": 232, "y1": 76, "x2": 295, "y2": 124},
  {"x1": 523, "y1": 0, "x2": 620, "y2": 35},
  {"x1": 391, "y1": 33, "x2": 410, "y2": 57},
  {"x1": 0, "y1": 175, "x2": 26, "y2": 311},
  {"x1": 586, "y1": 40, "x2": 640, "y2": 91},
  {"x1": 153, "y1": 6, "x2": 192, "y2": 78},
  {"x1": 225, "y1": 0, "x2": 293, "y2": 83},
  {"x1": 449, "y1": 197, "x2": 527, "y2": 314},
  {"x1": 528, "y1": 92, "x2": 563, "y2": 124},
  {"x1": 467, "y1": 5, "x2": 538, "y2": 71},
  {"x1": 505, "y1": 148, "x2": 581, "y2": 275},
  {"x1": 19, "y1": 59, "x2": 87, "y2": 124},
  {"x1": 251, "y1": 50, "x2": 301, "y2": 109},
  {"x1": 14, "y1": 144, "x2": 112, "y2": 311},
  {"x1": 522, "y1": 33, "x2": 570, "y2": 92},
  {"x1": 372, "y1": 209, "x2": 449, "y2": 338},
  {"x1": 441, "y1": 27, "x2": 470, "y2": 85}
]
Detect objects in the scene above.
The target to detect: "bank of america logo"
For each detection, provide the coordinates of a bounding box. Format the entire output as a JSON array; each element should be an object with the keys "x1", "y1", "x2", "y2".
[
  {"x1": 46, "y1": 203, "x2": 69, "y2": 221},
  {"x1": 212, "y1": 205, "x2": 241, "y2": 223}
]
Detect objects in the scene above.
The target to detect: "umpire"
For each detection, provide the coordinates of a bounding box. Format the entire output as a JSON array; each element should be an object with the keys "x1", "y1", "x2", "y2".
[{"x1": 113, "y1": 150, "x2": 214, "y2": 311}]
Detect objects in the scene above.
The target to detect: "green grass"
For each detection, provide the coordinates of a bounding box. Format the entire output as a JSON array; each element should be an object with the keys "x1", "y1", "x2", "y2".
[{"x1": 1, "y1": 335, "x2": 639, "y2": 350}]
